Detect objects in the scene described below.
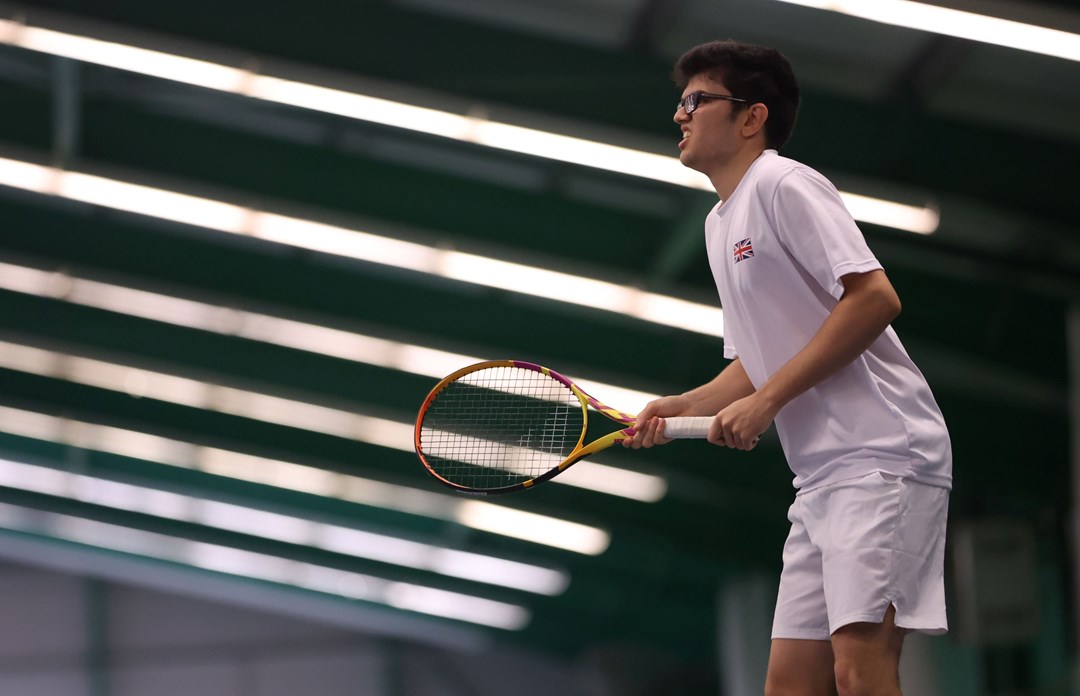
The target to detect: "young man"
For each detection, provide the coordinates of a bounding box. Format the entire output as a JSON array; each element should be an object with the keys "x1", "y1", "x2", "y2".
[{"x1": 625, "y1": 41, "x2": 952, "y2": 695}]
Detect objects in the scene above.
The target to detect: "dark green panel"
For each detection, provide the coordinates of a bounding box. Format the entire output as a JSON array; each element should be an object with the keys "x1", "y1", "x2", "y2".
[
  {"x1": 936, "y1": 391, "x2": 1069, "y2": 518},
  {"x1": 0, "y1": 80, "x2": 52, "y2": 149},
  {"x1": 784, "y1": 93, "x2": 1080, "y2": 228},
  {"x1": 885, "y1": 264, "x2": 1068, "y2": 382}
]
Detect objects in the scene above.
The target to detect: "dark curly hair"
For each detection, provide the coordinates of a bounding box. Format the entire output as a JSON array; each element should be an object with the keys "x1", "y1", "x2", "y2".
[{"x1": 673, "y1": 40, "x2": 800, "y2": 150}]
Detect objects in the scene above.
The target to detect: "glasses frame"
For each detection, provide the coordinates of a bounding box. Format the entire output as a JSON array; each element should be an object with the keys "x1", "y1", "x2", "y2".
[{"x1": 677, "y1": 91, "x2": 750, "y2": 114}]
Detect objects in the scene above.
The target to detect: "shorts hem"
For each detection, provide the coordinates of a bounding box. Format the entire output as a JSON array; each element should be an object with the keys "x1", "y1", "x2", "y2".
[
  {"x1": 895, "y1": 619, "x2": 949, "y2": 636},
  {"x1": 830, "y1": 611, "x2": 889, "y2": 634},
  {"x1": 771, "y1": 626, "x2": 831, "y2": 641},
  {"x1": 830, "y1": 611, "x2": 949, "y2": 636}
]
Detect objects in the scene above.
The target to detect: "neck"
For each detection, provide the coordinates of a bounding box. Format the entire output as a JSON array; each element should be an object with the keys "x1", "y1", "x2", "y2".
[{"x1": 709, "y1": 146, "x2": 768, "y2": 202}]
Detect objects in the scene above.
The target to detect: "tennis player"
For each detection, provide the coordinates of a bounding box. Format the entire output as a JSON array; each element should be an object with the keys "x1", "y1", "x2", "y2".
[{"x1": 626, "y1": 41, "x2": 952, "y2": 695}]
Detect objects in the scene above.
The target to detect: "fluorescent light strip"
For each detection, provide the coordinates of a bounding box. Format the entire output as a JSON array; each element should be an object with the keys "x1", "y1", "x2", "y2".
[
  {"x1": 0, "y1": 156, "x2": 725, "y2": 338},
  {"x1": 0, "y1": 18, "x2": 936, "y2": 235},
  {"x1": 841, "y1": 192, "x2": 938, "y2": 236},
  {"x1": 5, "y1": 24, "x2": 252, "y2": 91},
  {"x1": 774, "y1": 0, "x2": 1080, "y2": 63},
  {"x1": 0, "y1": 404, "x2": 603, "y2": 563},
  {"x1": 0, "y1": 450, "x2": 566, "y2": 595},
  {"x1": 0, "y1": 261, "x2": 668, "y2": 502},
  {"x1": 0, "y1": 499, "x2": 528, "y2": 629},
  {"x1": 0, "y1": 344, "x2": 611, "y2": 556}
]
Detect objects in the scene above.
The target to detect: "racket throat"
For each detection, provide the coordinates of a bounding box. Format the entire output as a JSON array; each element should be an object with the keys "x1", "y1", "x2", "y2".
[{"x1": 572, "y1": 427, "x2": 635, "y2": 462}]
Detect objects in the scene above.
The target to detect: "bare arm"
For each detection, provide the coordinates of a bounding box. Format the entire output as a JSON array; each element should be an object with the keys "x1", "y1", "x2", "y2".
[
  {"x1": 679, "y1": 358, "x2": 756, "y2": 415},
  {"x1": 715, "y1": 269, "x2": 902, "y2": 449}
]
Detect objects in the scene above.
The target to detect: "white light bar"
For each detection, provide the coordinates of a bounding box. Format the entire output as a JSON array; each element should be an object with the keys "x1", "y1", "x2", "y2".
[
  {"x1": 774, "y1": 0, "x2": 1080, "y2": 63},
  {"x1": 0, "y1": 17, "x2": 936, "y2": 233},
  {"x1": 841, "y1": 192, "x2": 938, "y2": 236},
  {"x1": 0, "y1": 342, "x2": 612, "y2": 556},
  {"x1": 0, "y1": 261, "x2": 668, "y2": 502},
  {"x1": 60, "y1": 171, "x2": 250, "y2": 231},
  {"x1": 4, "y1": 23, "x2": 250, "y2": 90},
  {"x1": 457, "y1": 501, "x2": 609, "y2": 555},
  {"x1": 0, "y1": 498, "x2": 528, "y2": 630}
]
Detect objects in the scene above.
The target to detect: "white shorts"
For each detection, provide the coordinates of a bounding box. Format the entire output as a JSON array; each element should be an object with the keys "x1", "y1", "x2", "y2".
[{"x1": 771, "y1": 470, "x2": 950, "y2": 640}]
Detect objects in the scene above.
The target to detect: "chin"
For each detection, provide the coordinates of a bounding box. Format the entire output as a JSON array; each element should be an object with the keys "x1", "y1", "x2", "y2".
[{"x1": 679, "y1": 150, "x2": 706, "y2": 173}]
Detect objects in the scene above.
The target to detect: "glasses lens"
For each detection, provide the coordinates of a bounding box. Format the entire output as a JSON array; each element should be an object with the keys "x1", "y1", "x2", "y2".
[{"x1": 684, "y1": 92, "x2": 698, "y2": 113}]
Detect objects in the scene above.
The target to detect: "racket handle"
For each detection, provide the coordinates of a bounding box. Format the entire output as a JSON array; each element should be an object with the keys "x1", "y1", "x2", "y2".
[{"x1": 663, "y1": 416, "x2": 712, "y2": 439}]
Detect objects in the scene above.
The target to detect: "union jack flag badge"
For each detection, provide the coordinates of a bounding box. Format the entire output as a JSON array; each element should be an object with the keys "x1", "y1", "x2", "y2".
[{"x1": 733, "y1": 238, "x2": 754, "y2": 263}]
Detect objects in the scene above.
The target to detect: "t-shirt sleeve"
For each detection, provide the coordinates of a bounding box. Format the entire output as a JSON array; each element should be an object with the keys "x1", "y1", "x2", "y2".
[
  {"x1": 770, "y1": 169, "x2": 882, "y2": 300},
  {"x1": 723, "y1": 339, "x2": 738, "y2": 360}
]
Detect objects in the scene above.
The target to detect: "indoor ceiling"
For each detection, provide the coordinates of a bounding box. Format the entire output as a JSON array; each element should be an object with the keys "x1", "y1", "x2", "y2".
[{"x1": 0, "y1": 0, "x2": 1075, "y2": 669}]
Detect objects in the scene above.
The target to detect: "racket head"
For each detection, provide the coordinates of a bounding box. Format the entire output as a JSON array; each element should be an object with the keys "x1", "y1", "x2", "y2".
[{"x1": 414, "y1": 360, "x2": 591, "y2": 495}]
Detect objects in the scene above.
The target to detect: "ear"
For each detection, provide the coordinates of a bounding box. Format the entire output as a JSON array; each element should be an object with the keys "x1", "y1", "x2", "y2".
[{"x1": 740, "y1": 103, "x2": 769, "y2": 139}]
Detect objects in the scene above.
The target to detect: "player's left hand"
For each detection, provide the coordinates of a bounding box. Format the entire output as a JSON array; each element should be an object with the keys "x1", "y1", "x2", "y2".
[{"x1": 710, "y1": 394, "x2": 774, "y2": 450}]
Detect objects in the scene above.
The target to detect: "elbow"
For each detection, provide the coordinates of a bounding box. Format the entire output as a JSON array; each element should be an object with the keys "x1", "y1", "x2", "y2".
[
  {"x1": 841, "y1": 271, "x2": 901, "y2": 325},
  {"x1": 863, "y1": 282, "x2": 901, "y2": 326},
  {"x1": 886, "y1": 292, "x2": 902, "y2": 323},
  {"x1": 877, "y1": 287, "x2": 901, "y2": 326},
  {"x1": 868, "y1": 272, "x2": 901, "y2": 323}
]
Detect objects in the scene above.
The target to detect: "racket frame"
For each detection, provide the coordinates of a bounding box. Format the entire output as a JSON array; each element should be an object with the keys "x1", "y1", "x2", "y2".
[{"x1": 414, "y1": 360, "x2": 640, "y2": 495}]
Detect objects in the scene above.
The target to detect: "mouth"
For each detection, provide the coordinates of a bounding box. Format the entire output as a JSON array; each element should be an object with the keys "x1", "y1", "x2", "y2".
[{"x1": 679, "y1": 131, "x2": 690, "y2": 150}]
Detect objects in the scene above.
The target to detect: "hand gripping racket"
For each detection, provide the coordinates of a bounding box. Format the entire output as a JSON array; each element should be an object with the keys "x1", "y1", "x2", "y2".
[{"x1": 414, "y1": 360, "x2": 711, "y2": 495}]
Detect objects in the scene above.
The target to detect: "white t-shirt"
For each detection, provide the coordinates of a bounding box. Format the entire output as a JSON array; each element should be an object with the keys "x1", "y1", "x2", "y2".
[{"x1": 706, "y1": 150, "x2": 952, "y2": 492}]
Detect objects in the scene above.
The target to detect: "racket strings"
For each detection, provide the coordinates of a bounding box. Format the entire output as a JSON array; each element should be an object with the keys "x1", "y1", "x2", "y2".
[{"x1": 419, "y1": 365, "x2": 584, "y2": 489}]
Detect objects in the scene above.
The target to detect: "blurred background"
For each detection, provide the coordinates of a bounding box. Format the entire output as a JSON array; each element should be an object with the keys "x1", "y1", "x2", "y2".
[{"x1": 0, "y1": 0, "x2": 1076, "y2": 694}]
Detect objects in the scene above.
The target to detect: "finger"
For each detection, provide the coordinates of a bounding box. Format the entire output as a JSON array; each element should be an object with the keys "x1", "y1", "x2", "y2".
[
  {"x1": 740, "y1": 432, "x2": 762, "y2": 451},
  {"x1": 643, "y1": 417, "x2": 667, "y2": 448},
  {"x1": 722, "y1": 421, "x2": 737, "y2": 449},
  {"x1": 632, "y1": 417, "x2": 655, "y2": 449},
  {"x1": 653, "y1": 418, "x2": 671, "y2": 446},
  {"x1": 628, "y1": 408, "x2": 658, "y2": 447},
  {"x1": 627, "y1": 422, "x2": 650, "y2": 448},
  {"x1": 643, "y1": 417, "x2": 662, "y2": 447},
  {"x1": 707, "y1": 419, "x2": 726, "y2": 447}
]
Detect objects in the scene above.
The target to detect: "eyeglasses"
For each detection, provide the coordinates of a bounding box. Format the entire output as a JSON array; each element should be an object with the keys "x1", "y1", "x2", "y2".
[{"x1": 676, "y1": 91, "x2": 749, "y2": 114}]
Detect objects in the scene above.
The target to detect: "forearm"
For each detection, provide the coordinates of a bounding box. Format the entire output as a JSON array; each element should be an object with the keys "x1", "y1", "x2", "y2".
[
  {"x1": 756, "y1": 271, "x2": 900, "y2": 413},
  {"x1": 680, "y1": 358, "x2": 756, "y2": 415}
]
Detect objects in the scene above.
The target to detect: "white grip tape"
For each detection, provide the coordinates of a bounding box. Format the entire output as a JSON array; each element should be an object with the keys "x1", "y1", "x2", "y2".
[{"x1": 662, "y1": 416, "x2": 712, "y2": 439}]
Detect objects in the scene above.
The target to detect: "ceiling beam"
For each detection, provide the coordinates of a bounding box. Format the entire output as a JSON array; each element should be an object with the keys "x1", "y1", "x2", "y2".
[
  {"x1": 625, "y1": 0, "x2": 687, "y2": 53},
  {"x1": 884, "y1": 34, "x2": 975, "y2": 106},
  {"x1": 646, "y1": 196, "x2": 716, "y2": 289}
]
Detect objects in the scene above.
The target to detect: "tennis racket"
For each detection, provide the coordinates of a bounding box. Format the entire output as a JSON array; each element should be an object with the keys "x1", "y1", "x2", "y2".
[{"x1": 414, "y1": 360, "x2": 711, "y2": 495}]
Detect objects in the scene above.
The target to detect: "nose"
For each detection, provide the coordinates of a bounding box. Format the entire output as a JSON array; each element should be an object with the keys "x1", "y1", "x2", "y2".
[{"x1": 674, "y1": 107, "x2": 689, "y2": 125}]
